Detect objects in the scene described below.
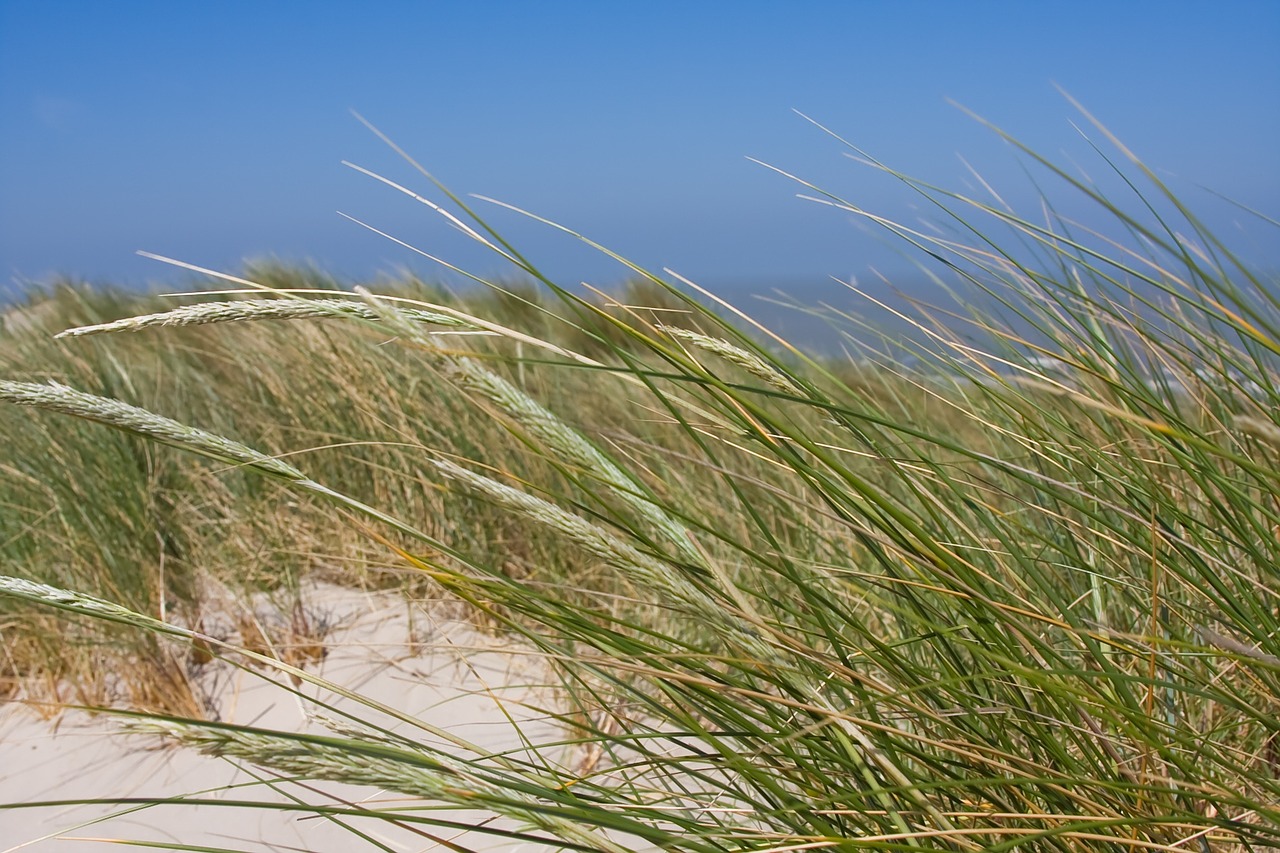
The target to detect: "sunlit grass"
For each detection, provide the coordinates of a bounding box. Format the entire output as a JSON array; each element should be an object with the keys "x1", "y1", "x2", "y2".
[{"x1": 2, "y1": 108, "x2": 1278, "y2": 850}]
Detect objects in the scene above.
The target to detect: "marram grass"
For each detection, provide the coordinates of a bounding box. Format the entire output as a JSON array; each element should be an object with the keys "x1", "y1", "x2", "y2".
[
  {"x1": 52, "y1": 295, "x2": 478, "y2": 337},
  {"x1": 3, "y1": 112, "x2": 1279, "y2": 851}
]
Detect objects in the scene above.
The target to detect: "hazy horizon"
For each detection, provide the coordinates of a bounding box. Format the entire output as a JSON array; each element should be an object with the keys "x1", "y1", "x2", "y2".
[{"x1": 2, "y1": 1, "x2": 1277, "y2": 304}]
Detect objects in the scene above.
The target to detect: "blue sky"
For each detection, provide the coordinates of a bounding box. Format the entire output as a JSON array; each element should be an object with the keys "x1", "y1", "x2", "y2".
[{"x1": 1, "y1": 1, "x2": 1277, "y2": 302}]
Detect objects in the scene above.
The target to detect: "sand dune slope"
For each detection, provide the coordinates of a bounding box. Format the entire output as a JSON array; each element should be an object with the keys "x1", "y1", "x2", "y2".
[{"x1": 1, "y1": 584, "x2": 583, "y2": 852}]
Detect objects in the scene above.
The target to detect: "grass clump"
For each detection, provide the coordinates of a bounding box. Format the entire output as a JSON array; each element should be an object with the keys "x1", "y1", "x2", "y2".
[{"x1": 2, "y1": 109, "x2": 1278, "y2": 850}]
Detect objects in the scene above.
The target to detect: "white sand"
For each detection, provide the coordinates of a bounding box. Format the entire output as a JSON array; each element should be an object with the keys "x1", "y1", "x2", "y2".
[{"x1": 0, "y1": 583, "x2": 600, "y2": 852}]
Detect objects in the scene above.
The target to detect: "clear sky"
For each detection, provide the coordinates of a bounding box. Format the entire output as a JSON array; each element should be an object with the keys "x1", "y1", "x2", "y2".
[{"x1": 1, "y1": 1, "x2": 1277, "y2": 302}]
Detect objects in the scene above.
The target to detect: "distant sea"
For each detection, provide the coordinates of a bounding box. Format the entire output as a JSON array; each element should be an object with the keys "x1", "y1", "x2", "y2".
[{"x1": 704, "y1": 275, "x2": 996, "y2": 361}]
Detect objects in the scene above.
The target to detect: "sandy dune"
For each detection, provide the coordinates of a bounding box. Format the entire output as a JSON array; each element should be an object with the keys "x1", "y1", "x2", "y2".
[{"x1": 0, "y1": 584, "x2": 592, "y2": 852}]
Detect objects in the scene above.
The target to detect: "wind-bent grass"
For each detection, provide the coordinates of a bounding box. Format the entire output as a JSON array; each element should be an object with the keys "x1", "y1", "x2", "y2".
[{"x1": 2, "y1": 111, "x2": 1278, "y2": 850}]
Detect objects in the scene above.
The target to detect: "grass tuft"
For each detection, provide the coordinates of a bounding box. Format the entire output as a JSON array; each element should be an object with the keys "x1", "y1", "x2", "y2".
[{"x1": 2, "y1": 111, "x2": 1278, "y2": 850}]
